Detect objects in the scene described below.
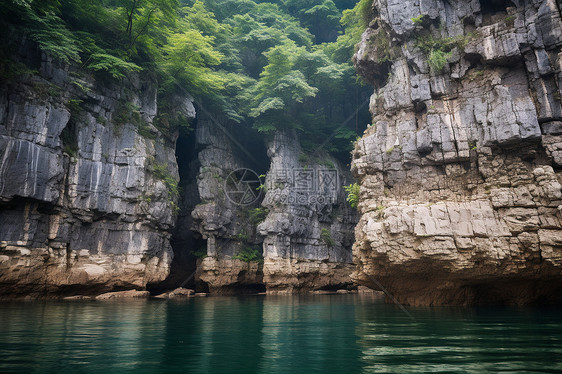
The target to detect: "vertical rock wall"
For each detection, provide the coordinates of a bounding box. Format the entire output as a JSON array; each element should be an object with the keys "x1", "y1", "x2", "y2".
[
  {"x1": 352, "y1": 0, "x2": 562, "y2": 305},
  {"x1": 0, "y1": 52, "x2": 194, "y2": 297},
  {"x1": 190, "y1": 113, "x2": 266, "y2": 293},
  {"x1": 188, "y1": 121, "x2": 357, "y2": 293},
  {"x1": 259, "y1": 131, "x2": 357, "y2": 292}
]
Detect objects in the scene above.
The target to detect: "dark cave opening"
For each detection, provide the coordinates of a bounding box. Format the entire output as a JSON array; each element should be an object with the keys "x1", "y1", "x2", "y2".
[
  {"x1": 148, "y1": 108, "x2": 271, "y2": 294},
  {"x1": 479, "y1": 0, "x2": 516, "y2": 25},
  {"x1": 148, "y1": 120, "x2": 203, "y2": 294},
  {"x1": 479, "y1": 0, "x2": 515, "y2": 15}
]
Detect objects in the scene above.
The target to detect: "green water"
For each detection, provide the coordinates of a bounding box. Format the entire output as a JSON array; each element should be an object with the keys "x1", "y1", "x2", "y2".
[{"x1": 0, "y1": 294, "x2": 561, "y2": 373}]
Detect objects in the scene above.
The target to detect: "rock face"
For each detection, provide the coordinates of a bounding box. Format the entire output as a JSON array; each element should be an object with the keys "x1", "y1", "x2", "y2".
[
  {"x1": 0, "y1": 50, "x2": 193, "y2": 298},
  {"x1": 352, "y1": 0, "x2": 562, "y2": 305},
  {"x1": 258, "y1": 131, "x2": 357, "y2": 293},
  {"x1": 189, "y1": 112, "x2": 266, "y2": 293},
  {"x1": 189, "y1": 116, "x2": 357, "y2": 292}
]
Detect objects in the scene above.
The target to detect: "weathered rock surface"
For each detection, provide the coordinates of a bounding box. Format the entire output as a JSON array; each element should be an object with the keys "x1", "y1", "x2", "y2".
[
  {"x1": 95, "y1": 290, "x2": 150, "y2": 300},
  {"x1": 259, "y1": 131, "x2": 357, "y2": 292},
  {"x1": 154, "y1": 287, "x2": 195, "y2": 299},
  {"x1": 0, "y1": 49, "x2": 193, "y2": 298},
  {"x1": 189, "y1": 117, "x2": 357, "y2": 292},
  {"x1": 187, "y1": 112, "x2": 267, "y2": 293},
  {"x1": 352, "y1": 0, "x2": 562, "y2": 305},
  {"x1": 196, "y1": 257, "x2": 264, "y2": 294},
  {"x1": 63, "y1": 295, "x2": 93, "y2": 300}
]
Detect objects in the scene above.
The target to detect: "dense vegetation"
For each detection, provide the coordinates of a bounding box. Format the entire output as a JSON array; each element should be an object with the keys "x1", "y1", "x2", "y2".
[{"x1": 0, "y1": 0, "x2": 372, "y2": 157}]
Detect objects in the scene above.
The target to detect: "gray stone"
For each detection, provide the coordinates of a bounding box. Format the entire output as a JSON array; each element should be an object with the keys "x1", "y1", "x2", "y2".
[
  {"x1": 0, "y1": 52, "x2": 193, "y2": 297},
  {"x1": 351, "y1": 0, "x2": 562, "y2": 306}
]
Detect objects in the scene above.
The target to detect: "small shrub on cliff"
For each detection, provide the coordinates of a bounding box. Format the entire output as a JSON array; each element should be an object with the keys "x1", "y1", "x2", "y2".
[
  {"x1": 367, "y1": 28, "x2": 399, "y2": 64},
  {"x1": 344, "y1": 183, "x2": 360, "y2": 208},
  {"x1": 88, "y1": 53, "x2": 141, "y2": 79},
  {"x1": 192, "y1": 250, "x2": 207, "y2": 259},
  {"x1": 320, "y1": 228, "x2": 335, "y2": 247},
  {"x1": 249, "y1": 208, "x2": 268, "y2": 225},
  {"x1": 428, "y1": 49, "x2": 450, "y2": 73},
  {"x1": 411, "y1": 15, "x2": 425, "y2": 25},
  {"x1": 233, "y1": 246, "x2": 263, "y2": 263}
]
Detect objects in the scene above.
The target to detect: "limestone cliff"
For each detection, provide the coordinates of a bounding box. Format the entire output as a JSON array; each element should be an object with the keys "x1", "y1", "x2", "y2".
[
  {"x1": 0, "y1": 44, "x2": 359, "y2": 297},
  {"x1": 189, "y1": 112, "x2": 267, "y2": 293},
  {"x1": 0, "y1": 50, "x2": 194, "y2": 298},
  {"x1": 352, "y1": 0, "x2": 562, "y2": 305},
  {"x1": 258, "y1": 131, "x2": 357, "y2": 293},
  {"x1": 188, "y1": 118, "x2": 357, "y2": 293}
]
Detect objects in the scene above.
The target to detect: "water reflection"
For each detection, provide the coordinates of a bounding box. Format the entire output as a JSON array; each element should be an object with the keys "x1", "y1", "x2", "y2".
[
  {"x1": 355, "y1": 303, "x2": 562, "y2": 373},
  {"x1": 0, "y1": 295, "x2": 561, "y2": 373}
]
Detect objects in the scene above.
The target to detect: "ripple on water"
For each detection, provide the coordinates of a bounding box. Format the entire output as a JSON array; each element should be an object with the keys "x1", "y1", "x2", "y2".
[{"x1": 0, "y1": 296, "x2": 561, "y2": 373}]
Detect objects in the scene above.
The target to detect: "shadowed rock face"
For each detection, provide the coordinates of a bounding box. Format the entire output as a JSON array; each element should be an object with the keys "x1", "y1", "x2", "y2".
[
  {"x1": 352, "y1": 0, "x2": 562, "y2": 305},
  {"x1": 258, "y1": 131, "x2": 358, "y2": 293},
  {"x1": 0, "y1": 52, "x2": 194, "y2": 298},
  {"x1": 190, "y1": 122, "x2": 358, "y2": 293}
]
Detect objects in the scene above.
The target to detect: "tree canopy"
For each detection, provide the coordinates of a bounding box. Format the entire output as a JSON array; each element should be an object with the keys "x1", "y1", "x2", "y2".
[{"x1": 0, "y1": 0, "x2": 373, "y2": 158}]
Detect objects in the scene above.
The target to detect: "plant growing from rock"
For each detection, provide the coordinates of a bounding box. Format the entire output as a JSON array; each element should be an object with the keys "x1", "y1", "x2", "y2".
[
  {"x1": 320, "y1": 228, "x2": 335, "y2": 247},
  {"x1": 411, "y1": 15, "x2": 425, "y2": 25},
  {"x1": 249, "y1": 207, "x2": 268, "y2": 225},
  {"x1": 428, "y1": 49, "x2": 450, "y2": 73},
  {"x1": 233, "y1": 246, "x2": 263, "y2": 263},
  {"x1": 149, "y1": 160, "x2": 180, "y2": 214},
  {"x1": 344, "y1": 183, "x2": 360, "y2": 208}
]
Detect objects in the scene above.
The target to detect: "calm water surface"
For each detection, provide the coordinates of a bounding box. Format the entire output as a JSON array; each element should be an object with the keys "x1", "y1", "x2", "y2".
[{"x1": 0, "y1": 294, "x2": 561, "y2": 373}]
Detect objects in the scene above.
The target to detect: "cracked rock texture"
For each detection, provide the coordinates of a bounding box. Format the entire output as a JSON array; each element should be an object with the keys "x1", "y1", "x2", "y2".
[
  {"x1": 188, "y1": 112, "x2": 266, "y2": 293},
  {"x1": 258, "y1": 131, "x2": 357, "y2": 293},
  {"x1": 189, "y1": 122, "x2": 357, "y2": 293},
  {"x1": 352, "y1": 0, "x2": 562, "y2": 305},
  {"x1": 0, "y1": 50, "x2": 193, "y2": 298}
]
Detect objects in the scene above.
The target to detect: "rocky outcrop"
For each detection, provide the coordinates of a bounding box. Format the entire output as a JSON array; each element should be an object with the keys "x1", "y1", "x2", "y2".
[
  {"x1": 259, "y1": 131, "x2": 357, "y2": 293},
  {"x1": 189, "y1": 112, "x2": 266, "y2": 293},
  {"x1": 352, "y1": 0, "x2": 562, "y2": 305},
  {"x1": 189, "y1": 116, "x2": 357, "y2": 292},
  {"x1": 0, "y1": 49, "x2": 194, "y2": 298},
  {"x1": 95, "y1": 290, "x2": 150, "y2": 300}
]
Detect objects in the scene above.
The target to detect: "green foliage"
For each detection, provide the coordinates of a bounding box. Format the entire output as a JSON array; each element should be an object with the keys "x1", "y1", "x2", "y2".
[
  {"x1": 114, "y1": 99, "x2": 142, "y2": 128},
  {"x1": 344, "y1": 182, "x2": 360, "y2": 208},
  {"x1": 235, "y1": 232, "x2": 249, "y2": 241},
  {"x1": 88, "y1": 53, "x2": 141, "y2": 79},
  {"x1": 1, "y1": 0, "x2": 372, "y2": 157},
  {"x1": 323, "y1": 159, "x2": 335, "y2": 168},
  {"x1": 66, "y1": 99, "x2": 83, "y2": 117},
  {"x1": 63, "y1": 144, "x2": 78, "y2": 158},
  {"x1": 320, "y1": 228, "x2": 335, "y2": 247},
  {"x1": 414, "y1": 32, "x2": 470, "y2": 74},
  {"x1": 248, "y1": 207, "x2": 268, "y2": 225},
  {"x1": 233, "y1": 246, "x2": 263, "y2": 262},
  {"x1": 27, "y1": 11, "x2": 81, "y2": 64},
  {"x1": 366, "y1": 28, "x2": 397, "y2": 64},
  {"x1": 411, "y1": 15, "x2": 424, "y2": 25},
  {"x1": 427, "y1": 49, "x2": 450, "y2": 73},
  {"x1": 324, "y1": 0, "x2": 373, "y2": 63},
  {"x1": 192, "y1": 250, "x2": 208, "y2": 259},
  {"x1": 162, "y1": 28, "x2": 226, "y2": 98}
]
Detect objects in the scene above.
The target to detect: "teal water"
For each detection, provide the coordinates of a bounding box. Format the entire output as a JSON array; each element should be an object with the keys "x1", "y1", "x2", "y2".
[{"x1": 0, "y1": 294, "x2": 561, "y2": 373}]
